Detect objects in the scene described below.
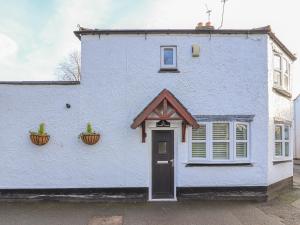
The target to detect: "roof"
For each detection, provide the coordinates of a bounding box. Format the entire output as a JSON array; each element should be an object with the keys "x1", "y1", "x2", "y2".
[
  {"x1": 74, "y1": 25, "x2": 296, "y2": 61},
  {"x1": 131, "y1": 89, "x2": 199, "y2": 129}
]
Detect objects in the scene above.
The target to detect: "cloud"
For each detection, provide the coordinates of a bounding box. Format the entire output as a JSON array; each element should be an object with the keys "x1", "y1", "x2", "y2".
[
  {"x1": 0, "y1": 0, "x2": 113, "y2": 81},
  {"x1": 113, "y1": 0, "x2": 223, "y2": 29},
  {"x1": 0, "y1": 33, "x2": 18, "y2": 62}
]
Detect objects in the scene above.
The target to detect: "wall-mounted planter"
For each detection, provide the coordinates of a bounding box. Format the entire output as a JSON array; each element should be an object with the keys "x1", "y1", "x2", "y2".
[
  {"x1": 30, "y1": 133, "x2": 50, "y2": 146},
  {"x1": 29, "y1": 123, "x2": 50, "y2": 146},
  {"x1": 80, "y1": 123, "x2": 100, "y2": 145},
  {"x1": 80, "y1": 133, "x2": 100, "y2": 145}
]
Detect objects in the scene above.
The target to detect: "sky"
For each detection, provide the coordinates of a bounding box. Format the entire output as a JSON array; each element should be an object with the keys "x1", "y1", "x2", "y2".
[{"x1": 0, "y1": 0, "x2": 300, "y2": 92}]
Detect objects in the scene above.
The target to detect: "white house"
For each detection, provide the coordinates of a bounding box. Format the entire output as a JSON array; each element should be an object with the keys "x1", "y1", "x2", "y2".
[{"x1": 0, "y1": 24, "x2": 297, "y2": 201}]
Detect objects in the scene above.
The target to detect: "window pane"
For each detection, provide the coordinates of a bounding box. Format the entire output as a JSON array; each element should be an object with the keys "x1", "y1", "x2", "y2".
[
  {"x1": 164, "y1": 48, "x2": 174, "y2": 65},
  {"x1": 285, "y1": 142, "x2": 289, "y2": 157},
  {"x1": 284, "y1": 126, "x2": 289, "y2": 140},
  {"x1": 284, "y1": 75, "x2": 289, "y2": 90},
  {"x1": 283, "y1": 58, "x2": 289, "y2": 74},
  {"x1": 158, "y1": 142, "x2": 167, "y2": 154},
  {"x1": 236, "y1": 142, "x2": 247, "y2": 158},
  {"x1": 192, "y1": 125, "x2": 206, "y2": 141},
  {"x1": 273, "y1": 71, "x2": 281, "y2": 86},
  {"x1": 274, "y1": 55, "x2": 281, "y2": 70},
  {"x1": 275, "y1": 126, "x2": 282, "y2": 140},
  {"x1": 213, "y1": 142, "x2": 229, "y2": 159},
  {"x1": 275, "y1": 142, "x2": 282, "y2": 156},
  {"x1": 192, "y1": 143, "x2": 206, "y2": 158},
  {"x1": 236, "y1": 124, "x2": 247, "y2": 140},
  {"x1": 213, "y1": 123, "x2": 229, "y2": 140}
]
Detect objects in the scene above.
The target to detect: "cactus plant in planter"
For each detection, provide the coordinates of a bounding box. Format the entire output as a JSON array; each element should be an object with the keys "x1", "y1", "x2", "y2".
[
  {"x1": 80, "y1": 123, "x2": 100, "y2": 145},
  {"x1": 29, "y1": 123, "x2": 50, "y2": 146}
]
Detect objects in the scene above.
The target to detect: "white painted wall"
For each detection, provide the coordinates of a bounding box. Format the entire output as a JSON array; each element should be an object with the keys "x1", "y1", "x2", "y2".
[
  {"x1": 0, "y1": 33, "x2": 272, "y2": 188},
  {"x1": 294, "y1": 96, "x2": 300, "y2": 159},
  {"x1": 267, "y1": 37, "x2": 294, "y2": 185}
]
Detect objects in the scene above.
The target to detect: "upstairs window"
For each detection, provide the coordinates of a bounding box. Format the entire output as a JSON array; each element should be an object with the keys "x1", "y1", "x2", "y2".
[
  {"x1": 160, "y1": 46, "x2": 177, "y2": 70},
  {"x1": 283, "y1": 58, "x2": 290, "y2": 90},
  {"x1": 273, "y1": 53, "x2": 290, "y2": 91},
  {"x1": 273, "y1": 54, "x2": 281, "y2": 86}
]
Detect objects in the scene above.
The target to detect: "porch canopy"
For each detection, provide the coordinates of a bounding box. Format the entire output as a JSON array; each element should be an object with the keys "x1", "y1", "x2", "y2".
[{"x1": 131, "y1": 89, "x2": 199, "y2": 143}]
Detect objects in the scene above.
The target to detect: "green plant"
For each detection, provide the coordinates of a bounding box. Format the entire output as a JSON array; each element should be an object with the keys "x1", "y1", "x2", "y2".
[
  {"x1": 30, "y1": 123, "x2": 48, "y2": 136},
  {"x1": 38, "y1": 123, "x2": 46, "y2": 135},
  {"x1": 79, "y1": 122, "x2": 99, "y2": 139},
  {"x1": 86, "y1": 122, "x2": 93, "y2": 134}
]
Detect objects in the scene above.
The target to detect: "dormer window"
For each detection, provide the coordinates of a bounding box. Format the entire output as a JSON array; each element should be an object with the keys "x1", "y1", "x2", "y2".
[
  {"x1": 273, "y1": 53, "x2": 290, "y2": 91},
  {"x1": 160, "y1": 46, "x2": 177, "y2": 70}
]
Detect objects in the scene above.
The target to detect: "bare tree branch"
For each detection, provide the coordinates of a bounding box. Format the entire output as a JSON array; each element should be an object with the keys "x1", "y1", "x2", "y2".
[{"x1": 56, "y1": 50, "x2": 81, "y2": 81}]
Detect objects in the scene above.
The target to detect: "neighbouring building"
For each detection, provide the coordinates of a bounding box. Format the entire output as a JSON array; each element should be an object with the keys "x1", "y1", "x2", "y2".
[
  {"x1": 0, "y1": 23, "x2": 297, "y2": 201},
  {"x1": 294, "y1": 96, "x2": 300, "y2": 159}
]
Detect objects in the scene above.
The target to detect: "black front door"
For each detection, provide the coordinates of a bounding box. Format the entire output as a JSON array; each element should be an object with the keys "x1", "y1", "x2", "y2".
[{"x1": 152, "y1": 130, "x2": 174, "y2": 199}]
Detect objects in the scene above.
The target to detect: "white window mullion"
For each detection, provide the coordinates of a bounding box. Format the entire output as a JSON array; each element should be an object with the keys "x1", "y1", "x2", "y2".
[
  {"x1": 207, "y1": 123, "x2": 212, "y2": 161},
  {"x1": 230, "y1": 122, "x2": 234, "y2": 161},
  {"x1": 233, "y1": 122, "x2": 236, "y2": 161},
  {"x1": 234, "y1": 122, "x2": 249, "y2": 160}
]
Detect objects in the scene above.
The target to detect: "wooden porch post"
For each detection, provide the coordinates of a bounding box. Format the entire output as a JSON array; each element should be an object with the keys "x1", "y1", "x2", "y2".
[
  {"x1": 142, "y1": 121, "x2": 146, "y2": 143},
  {"x1": 182, "y1": 122, "x2": 187, "y2": 142}
]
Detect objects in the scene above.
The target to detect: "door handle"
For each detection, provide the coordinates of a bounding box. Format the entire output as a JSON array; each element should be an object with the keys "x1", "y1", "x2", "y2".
[
  {"x1": 170, "y1": 159, "x2": 174, "y2": 167},
  {"x1": 157, "y1": 160, "x2": 168, "y2": 164}
]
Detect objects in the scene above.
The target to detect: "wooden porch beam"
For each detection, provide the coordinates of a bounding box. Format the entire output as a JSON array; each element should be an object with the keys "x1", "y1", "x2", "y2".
[{"x1": 163, "y1": 99, "x2": 168, "y2": 116}]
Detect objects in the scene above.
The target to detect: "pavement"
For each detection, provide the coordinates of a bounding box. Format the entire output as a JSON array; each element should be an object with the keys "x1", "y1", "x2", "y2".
[{"x1": 0, "y1": 166, "x2": 300, "y2": 225}]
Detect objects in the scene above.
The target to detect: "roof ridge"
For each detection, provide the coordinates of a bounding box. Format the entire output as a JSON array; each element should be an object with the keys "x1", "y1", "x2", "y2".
[{"x1": 73, "y1": 26, "x2": 296, "y2": 61}]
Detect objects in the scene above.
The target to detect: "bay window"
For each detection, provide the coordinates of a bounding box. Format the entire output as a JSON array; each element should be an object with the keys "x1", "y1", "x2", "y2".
[{"x1": 191, "y1": 122, "x2": 249, "y2": 162}]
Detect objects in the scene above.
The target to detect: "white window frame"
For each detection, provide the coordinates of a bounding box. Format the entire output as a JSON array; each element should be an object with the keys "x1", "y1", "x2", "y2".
[
  {"x1": 274, "y1": 124, "x2": 291, "y2": 160},
  {"x1": 273, "y1": 53, "x2": 290, "y2": 91},
  {"x1": 211, "y1": 122, "x2": 231, "y2": 162},
  {"x1": 234, "y1": 122, "x2": 250, "y2": 161},
  {"x1": 282, "y1": 58, "x2": 290, "y2": 90},
  {"x1": 189, "y1": 121, "x2": 250, "y2": 163},
  {"x1": 160, "y1": 46, "x2": 177, "y2": 69},
  {"x1": 190, "y1": 122, "x2": 209, "y2": 160},
  {"x1": 273, "y1": 53, "x2": 282, "y2": 87}
]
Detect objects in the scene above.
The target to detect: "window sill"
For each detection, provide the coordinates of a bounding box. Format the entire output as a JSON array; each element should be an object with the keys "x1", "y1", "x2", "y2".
[
  {"x1": 185, "y1": 162, "x2": 253, "y2": 167},
  {"x1": 272, "y1": 86, "x2": 292, "y2": 99},
  {"x1": 273, "y1": 159, "x2": 292, "y2": 165},
  {"x1": 158, "y1": 68, "x2": 180, "y2": 73}
]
